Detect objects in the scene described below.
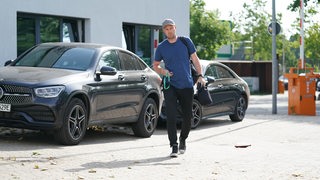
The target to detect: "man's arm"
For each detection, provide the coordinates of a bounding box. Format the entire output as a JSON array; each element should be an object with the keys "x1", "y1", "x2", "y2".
[
  {"x1": 190, "y1": 52, "x2": 206, "y2": 85},
  {"x1": 153, "y1": 60, "x2": 172, "y2": 76}
]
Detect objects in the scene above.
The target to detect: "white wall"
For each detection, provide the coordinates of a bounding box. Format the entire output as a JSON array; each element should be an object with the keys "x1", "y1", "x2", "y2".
[{"x1": 0, "y1": 0, "x2": 189, "y2": 65}]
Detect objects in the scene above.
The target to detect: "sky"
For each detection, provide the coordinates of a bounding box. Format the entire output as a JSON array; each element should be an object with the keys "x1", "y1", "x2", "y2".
[{"x1": 203, "y1": 0, "x2": 298, "y2": 37}]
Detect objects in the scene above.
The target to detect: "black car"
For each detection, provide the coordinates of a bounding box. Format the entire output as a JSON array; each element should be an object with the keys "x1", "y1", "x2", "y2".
[
  {"x1": 159, "y1": 60, "x2": 250, "y2": 128},
  {"x1": 279, "y1": 75, "x2": 288, "y2": 90},
  {"x1": 0, "y1": 43, "x2": 163, "y2": 145}
]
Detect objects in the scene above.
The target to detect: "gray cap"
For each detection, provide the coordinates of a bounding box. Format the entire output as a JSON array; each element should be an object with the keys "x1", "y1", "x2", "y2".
[{"x1": 162, "y1": 19, "x2": 175, "y2": 28}]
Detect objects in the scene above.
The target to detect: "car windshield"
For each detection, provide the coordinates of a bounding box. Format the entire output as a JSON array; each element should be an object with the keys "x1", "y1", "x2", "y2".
[{"x1": 14, "y1": 45, "x2": 95, "y2": 71}]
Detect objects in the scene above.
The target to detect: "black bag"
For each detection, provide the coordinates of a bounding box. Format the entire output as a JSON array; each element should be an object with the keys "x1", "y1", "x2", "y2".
[
  {"x1": 179, "y1": 36, "x2": 199, "y2": 84},
  {"x1": 197, "y1": 83, "x2": 212, "y2": 105}
]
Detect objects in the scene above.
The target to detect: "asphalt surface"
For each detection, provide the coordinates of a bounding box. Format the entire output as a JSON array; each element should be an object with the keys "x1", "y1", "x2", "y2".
[{"x1": 1, "y1": 91, "x2": 320, "y2": 179}]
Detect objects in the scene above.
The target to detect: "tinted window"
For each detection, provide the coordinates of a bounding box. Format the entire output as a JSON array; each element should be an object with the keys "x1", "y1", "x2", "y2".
[
  {"x1": 15, "y1": 45, "x2": 95, "y2": 71},
  {"x1": 17, "y1": 13, "x2": 84, "y2": 56},
  {"x1": 205, "y1": 64, "x2": 234, "y2": 79},
  {"x1": 136, "y1": 57, "x2": 147, "y2": 70},
  {"x1": 99, "y1": 50, "x2": 120, "y2": 70},
  {"x1": 205, "y1": 64, "x2": 219, "y2": 79},
  {"x1": 215, "y1": 66, "x2": 234, "y2": 79},
  {"x1": 17, "y1": 17, "x2": 36, "y2": 56},
  {"x1": 118, "y1": 51, "x2": 142, "y2": 70}
]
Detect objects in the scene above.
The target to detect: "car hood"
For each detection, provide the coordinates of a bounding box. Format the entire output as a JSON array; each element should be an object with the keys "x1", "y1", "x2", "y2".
[{"x1": 0, "y1": 66, "x2": 90, "y2": 85}]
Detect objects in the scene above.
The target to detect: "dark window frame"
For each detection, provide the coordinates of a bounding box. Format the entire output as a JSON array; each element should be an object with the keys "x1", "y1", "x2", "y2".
[
  {"x1": 17, "y1": 12, "x2": 85, "y2": 56},
  {"x1": 123, "y1": 23, "x2": 161, "y2": 66}
]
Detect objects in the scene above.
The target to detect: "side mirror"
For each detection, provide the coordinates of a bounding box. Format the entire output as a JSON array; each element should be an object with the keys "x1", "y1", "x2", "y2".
[
  {"x1": 4, "y1": 60, "x2": 13, "y2": 66},
  {"x1": 206, "y1": 76, "x2": 215, "y2": 84},
  {"x1": 95, "y1": 66, "x2": 117, "y2": 81},
  {"x1": 100, "y1": 66, "x2": 117, "y2": 75}
]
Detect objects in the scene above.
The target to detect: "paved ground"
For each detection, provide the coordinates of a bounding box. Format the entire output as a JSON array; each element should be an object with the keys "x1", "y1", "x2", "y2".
[{"x1": 1, "y1": 91, "x2": 320, "y2": 180}]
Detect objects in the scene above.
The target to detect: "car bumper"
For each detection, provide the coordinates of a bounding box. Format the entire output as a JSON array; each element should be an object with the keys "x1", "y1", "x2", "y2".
[
  {"x1": 0, "y1": 104, "x2": 61, "y2": 130},
  {"x1": 0, "y1": 83, "x2": 69, "y2": 130}
]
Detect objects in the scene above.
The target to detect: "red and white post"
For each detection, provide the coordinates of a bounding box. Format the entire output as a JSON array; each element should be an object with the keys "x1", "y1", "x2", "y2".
[{"x1": 300, "y1": 0, "x2": 305, "y2": 68}]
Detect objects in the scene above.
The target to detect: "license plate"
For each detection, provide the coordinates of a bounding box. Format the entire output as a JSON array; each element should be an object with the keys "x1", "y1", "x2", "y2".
[{"x1": 0, "y1": 103, "x2": 11, "y2": 112}]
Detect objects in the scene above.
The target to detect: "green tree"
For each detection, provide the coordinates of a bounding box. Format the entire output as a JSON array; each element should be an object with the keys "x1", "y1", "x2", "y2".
[
  {"x1": 305, "y1": 23, "x2": 320, "y2": 71},
  {"x1": 288, "y1": 0, "x2": 320, "y2": 71},
  {"x1": 230, "y1": 0, "x2": 299, "y2": 74},
  {"x1": 283, "y1": 35, "x2": 300, "y2": 72},
  {"x1": 190, "y1": 0, "x2": 232, "y2": 59},
  {"x1": 232, "y1": 0, "x2": 277, "y2": 60},
  {"x1": 288, "y1": 0, "x2": 320, "y2": 11}
]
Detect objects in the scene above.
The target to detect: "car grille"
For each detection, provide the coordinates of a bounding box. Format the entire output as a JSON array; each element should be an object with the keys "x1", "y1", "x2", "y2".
[
  {"x1": 0, "y1": 106, "x2": 55, "y2": 122},
  {"x1": 0, "y1": 84, "x2": 33, "y2": 104},
  {"x1": 0, "y1": 85, "x2": 55, "y2": 122}
]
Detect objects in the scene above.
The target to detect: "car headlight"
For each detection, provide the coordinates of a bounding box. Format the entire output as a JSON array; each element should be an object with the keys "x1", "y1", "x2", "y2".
[{"x1": 34, "y1": 86, "x2": 65, "y2": 98}]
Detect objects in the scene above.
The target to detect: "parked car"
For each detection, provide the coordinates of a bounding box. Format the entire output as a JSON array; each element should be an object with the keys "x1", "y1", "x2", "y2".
[
  {"x1": 279, "y1": 75, "x2": 288, "y2": 90},
  {"x1": 159, "y1": 60, "x2": 250, "y2": 128},
  {"x1": 0, "y1": 43, "x2": 163, "y2": 145},
  {"x1": 316, "y1": 77, "x2": 320, "y2": 91}
]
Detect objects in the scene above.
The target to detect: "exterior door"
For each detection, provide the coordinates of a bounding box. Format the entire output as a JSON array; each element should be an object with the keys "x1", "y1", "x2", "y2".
[
  {"x1": 202, "y1": 64, "x2": 237, "y2": 115},
  {"x1": 90, "y1": 50, "x2": 148, "y2": 123}
]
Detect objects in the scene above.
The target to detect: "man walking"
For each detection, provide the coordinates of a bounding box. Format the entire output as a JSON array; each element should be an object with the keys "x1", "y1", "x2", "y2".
[{"x1": 153, "y1": 19, "x2": 205, "y2": 157}]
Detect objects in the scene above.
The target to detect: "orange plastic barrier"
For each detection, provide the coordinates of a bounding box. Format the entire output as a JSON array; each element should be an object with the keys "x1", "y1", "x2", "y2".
[
  {"x1": 285, "y1": 67, "x2": 319, "y2": 116},
  {"x1": 278, "y1": 80, "x2": 284, "y2": 94}
]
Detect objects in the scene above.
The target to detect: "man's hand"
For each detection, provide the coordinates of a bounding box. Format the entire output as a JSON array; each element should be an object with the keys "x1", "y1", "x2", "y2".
[{"x1": 197, "y1": 76, "x2": 206, "y2": 87}]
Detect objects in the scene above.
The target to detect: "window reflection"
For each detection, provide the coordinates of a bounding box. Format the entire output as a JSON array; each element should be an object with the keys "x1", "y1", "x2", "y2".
[
  {"x1": 17, "y1": 17, "x2": 36, "y2": 55},
  {"x1": 17, "y1": 13, "x2": 84, "y2": 56},
  {"x1": 40, "y1": 17, "x2": 60, "y2": 43}
]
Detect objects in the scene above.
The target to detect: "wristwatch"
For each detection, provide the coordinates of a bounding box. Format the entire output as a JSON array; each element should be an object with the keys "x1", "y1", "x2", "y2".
[{"x1": 198, "y1": 74, "x2": 204, "y2": 78}]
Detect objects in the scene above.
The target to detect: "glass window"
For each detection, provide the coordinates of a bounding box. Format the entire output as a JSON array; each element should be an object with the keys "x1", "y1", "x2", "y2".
[
  {"x1": 99, "y1": 50, "x2": 120, "y2": 70},
  {"x1": 63, "y1": 20, "x2": 81, "y2": 42},
  {"x1": 15, "y1": 45, "x2": 94, "y2": 71},
  {"x1": 118, "y1": 51, "x2": 138, "y2": 70},
  {"x1": 137, "y1": 26, "x2": 151, "y2": 66},
  {"x1": 205, "y1": 65, "x2": 219, "y2": 79},
  {"x1": 17, "y1": 17, "x2": 36, "y2": 56},
  {"x1": 17, "y1": 13, "x2": 84, "y2": 56},
  {"x1": 123, "y1": 23, "x2": 161, "y2": 67},
  {"x1": 52, "y1": 48, "x2": 95, "y2": 70},
  {"x1": 40, "y1": 17, "x2": 60, "y2": 43},
  {"x1": 136, "y1": 57, "x2": 147, "y2": 70},
  {"x1": 215, "y1": 66, "x2": 234, "y2": 79}
]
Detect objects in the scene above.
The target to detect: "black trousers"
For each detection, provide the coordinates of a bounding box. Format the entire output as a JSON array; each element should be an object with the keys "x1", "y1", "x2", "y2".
[{"x1": 163, "y1": 86, "x2": 194, "y2": 147}]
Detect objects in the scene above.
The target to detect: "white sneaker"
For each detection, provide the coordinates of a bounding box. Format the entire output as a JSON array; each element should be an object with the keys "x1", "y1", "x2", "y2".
[{"x1": 170, "y1": 145, "x2": 178, "y2": 158}]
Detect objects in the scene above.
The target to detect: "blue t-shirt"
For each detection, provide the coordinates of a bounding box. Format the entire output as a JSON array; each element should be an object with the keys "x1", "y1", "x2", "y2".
[{"x1": 155, "y1": 37, "x2": 196, "y2": 89}]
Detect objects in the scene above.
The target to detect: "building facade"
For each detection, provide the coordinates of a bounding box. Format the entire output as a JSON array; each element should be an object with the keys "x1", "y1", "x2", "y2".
[{"x1": 0, "y1": 0, "x2": 190, "y2": 66}]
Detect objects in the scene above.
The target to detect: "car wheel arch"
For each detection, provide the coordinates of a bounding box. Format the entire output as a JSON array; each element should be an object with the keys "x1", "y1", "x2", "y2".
[
  {"x1": 145, "y1": 91, "x2": 162, "y2": 113},
  {"x1": 132, "y1": 97, "x2": 159, "y2": 137},
  {"x1": 241, "y1": 93, "x2": 249, "y2": 110},
  {"x1": 66, "y1": 92, "x2": 91, "y2": 123},
  {"x1": 191, "y1": 99, "x2": 202, "y2": 129},
  {"x1": 229, "y1": 94, "x2": 247, "y2": 122},
  {"x1": 54, "y1": 97, "x2": 88, "y2": 145}
]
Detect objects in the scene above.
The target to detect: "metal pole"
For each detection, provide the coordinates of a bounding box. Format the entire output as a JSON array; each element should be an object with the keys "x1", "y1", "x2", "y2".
[
  {"x1": 283, "y1": 37, "x2": 285, "y2": 74},
  {"x1": 300, "y1": 0, "x2": 305, "y2": 68},
  {"x1": 272, "y1": 0, "x2": 278, "y2": 114}
]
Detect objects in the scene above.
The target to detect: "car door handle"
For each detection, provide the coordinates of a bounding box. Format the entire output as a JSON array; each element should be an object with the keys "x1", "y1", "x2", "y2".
[
  {"x1": 141, "y1": 75, "x2": 147, "y2": 81},
  {"x1": 218, "y1": 84, "x2": 223, "y2": 88},
  {"x1": 118, "y1": 75, "x2": 125, "y2": 81}
]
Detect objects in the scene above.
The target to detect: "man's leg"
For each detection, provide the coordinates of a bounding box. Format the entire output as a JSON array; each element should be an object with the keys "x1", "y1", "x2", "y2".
[
  {"x1": 163, "y1": 87, "x2": 178, "y2": 147},
  {"x1": 177, "y1": 88, "x2": 194, "y2": 153}
]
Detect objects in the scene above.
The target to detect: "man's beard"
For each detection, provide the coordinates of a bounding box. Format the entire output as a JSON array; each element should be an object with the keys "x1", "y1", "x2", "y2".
[{"x1": 167, "y1": 34, "x2": 177, "y2": 40}]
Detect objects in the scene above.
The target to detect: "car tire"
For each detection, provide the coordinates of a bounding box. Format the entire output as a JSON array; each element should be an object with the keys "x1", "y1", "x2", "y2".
[
  {"x1": 54, "y1": 98, "x2": 88, "y2": 145},
  {"x1": 230, "y1": 95, "x2": 247, "y2": 122},
  {"x1": 191, "y1": 99, "x2": 202, "y2": 129},
  {"x1": 132, "y1": 98, "x2": 158, "y2": 138}
]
